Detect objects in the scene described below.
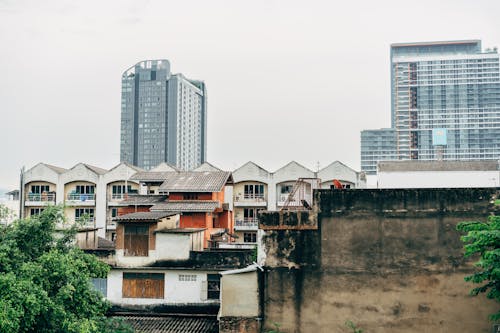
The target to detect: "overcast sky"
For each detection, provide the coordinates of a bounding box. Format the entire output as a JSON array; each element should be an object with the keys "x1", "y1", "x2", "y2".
[{"x1": 0, "y1": 0, "x2": 499, "y2": 190}]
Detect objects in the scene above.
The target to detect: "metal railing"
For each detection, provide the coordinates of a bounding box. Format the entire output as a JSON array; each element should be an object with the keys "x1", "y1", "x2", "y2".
[
  {"x1": 26, "y1": 192, "x2": 55, "y2": 202},
  {"x1": 235, "y1": 193, "x2": 266, "y2": 202},
  {"x1": 67, "y1": 193, "x2": 95, "y2": 201},
  {"x1": 235, "y1": 218, "x2": 259, "y2": 227}
]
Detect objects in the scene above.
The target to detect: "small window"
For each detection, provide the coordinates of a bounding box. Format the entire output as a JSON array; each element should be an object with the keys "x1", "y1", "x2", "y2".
[
  {"x1": 244, "y1": 232, "x2": 257, "y2": 243},
  {"x1": 91, "y1": 278, "x2": 107, "y2": 297},
  {"x1": 179, "y1": 274, "x2": 197, "y2": 282},
  {"x1": 207, "y1": 274, "x2": 220, "y2": 300}
]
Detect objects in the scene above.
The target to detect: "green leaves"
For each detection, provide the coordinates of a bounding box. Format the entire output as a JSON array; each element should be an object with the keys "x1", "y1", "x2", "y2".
[
  {"x1": 457, "y1": 215, "x2": 500, "y2": 321},
  {"x1": 0, "y1": 206, "x2": 133, "y2": 333}
]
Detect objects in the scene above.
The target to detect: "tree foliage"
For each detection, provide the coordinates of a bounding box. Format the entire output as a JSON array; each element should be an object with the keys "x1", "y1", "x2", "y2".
[
  {"x1": 457, "y1": 215, "x2": 500, "y2": 321},
  {"x1": 0, "y1": 205, "x2": 134, "y2": 333}
]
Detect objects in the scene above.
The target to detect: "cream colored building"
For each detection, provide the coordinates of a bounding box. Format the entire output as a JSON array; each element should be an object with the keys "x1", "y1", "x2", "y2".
[
  {"x1": 231, "y1": 160, "x2": 365, "y2": 246},
  {"x1": 21, "y1": 162, "x2": 142, "y2": 239}
]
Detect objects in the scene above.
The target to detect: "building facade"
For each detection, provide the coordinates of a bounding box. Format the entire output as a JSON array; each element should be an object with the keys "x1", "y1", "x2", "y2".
[
  {"x1": 360, "y1": 128, "x2": 398, "y2": 174},
  {"x1": 120, "y1": 59, "x2": 207, "y2": 171},
  {"x1": 361, "y1": 40, "x2": 500, "y2": 174},
  {"x1": 20, "y1": 162, "x2": 142, "y2": 239},
  {"x1": 231, "y1": 161, "x2": 366, "y2": 246}
]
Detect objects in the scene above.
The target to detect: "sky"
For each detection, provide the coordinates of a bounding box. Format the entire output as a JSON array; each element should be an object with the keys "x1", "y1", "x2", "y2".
[{"x1": 0, "y1": 0, "x2": 499, "y2": 190}]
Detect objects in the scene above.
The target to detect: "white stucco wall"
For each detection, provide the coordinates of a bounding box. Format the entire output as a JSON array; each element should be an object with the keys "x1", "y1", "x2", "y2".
[
  {"x1": 107, "y1": 269, "x2": 219, "y2": 306},
  {"x1": 156, "y1": 233, "x2": 192, "y2": 260},
  {"x1": 377, "y1": 170, "x2": 500, "y2": 188}
]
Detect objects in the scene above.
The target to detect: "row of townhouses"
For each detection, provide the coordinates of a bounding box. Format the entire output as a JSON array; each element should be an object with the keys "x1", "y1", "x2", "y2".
[{"x1": 20, "y1": 160, "x2": 366, "y2": 246}]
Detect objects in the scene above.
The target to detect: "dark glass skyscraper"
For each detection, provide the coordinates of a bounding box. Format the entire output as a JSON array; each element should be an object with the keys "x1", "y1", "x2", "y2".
[
  {"x1": 361, "y1": 40, "x2": 500, "y2": 174},
  {"x1": 120, "y1": 60, "x2": 207, "y2": 170}
]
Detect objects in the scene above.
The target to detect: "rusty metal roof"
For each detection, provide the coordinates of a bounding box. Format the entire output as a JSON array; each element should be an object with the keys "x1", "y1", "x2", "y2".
[
  {"x1": 113, "y1": 211, "x2": 178, "y2": 222},
  {"x1": 118, "y1": 315, "x2": 218, "y2": 333},
  {"x1": 130, "y1": 172, "x2": 176, "y2": 182},
  {"x1": 151, "y1": 200, "x2": 220, "y2": 213}
]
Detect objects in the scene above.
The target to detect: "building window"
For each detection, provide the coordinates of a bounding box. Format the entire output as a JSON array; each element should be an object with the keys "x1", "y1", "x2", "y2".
[
  {"x1": 244, "y1": 232, "x2": 257, "y2": 243},
  {"x1": 75, "y1": 185, "x2": 95, "y2": 194},
  {"x1": 179, "y1": 274, "x2": 197, "y2": 282},
  {"x1": 75, "y1": 208, "x2": 94, "y2": 222},
  {"x1": 91, "y1": 278, "x2": 107, "y2": 297},
  {"x1": 31, "y1": 185, "x2": 50, "y2": 193},
  {"x1": 244, "y1": 184, "x2": 264, "y2": 199},
  {"x1": 124, "y1": 225, "x2": 149, "y2": 256},
  {"x1": 207, "y1": 274, "x2": 220, "y2": 300},
  {"x1": 122, "y1": 273, "x2": 164, "y2": 299},
  {"x1": 111, "y1": 208, "x2": 118, "y2": 218},
  {"x1": 280, "y1": 184, "x2": 293, "y2": 194},
  {"x1": 30, "y1": 208, "x2": 44, "y2": 216}
]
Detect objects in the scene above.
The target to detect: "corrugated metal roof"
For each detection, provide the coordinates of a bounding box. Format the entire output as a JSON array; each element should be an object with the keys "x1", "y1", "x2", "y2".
[
  {"x1": 158, "y1": 171, "x2": 231, "y2": 192},
  {"x1": 113, "y1": 211, "x2": 177, "y2": 222},
  {"x1": 155, "y1": 227, "x2": 206, "y2": 234},
  {"x1": 151, "y1": 200, "x2": 220, "y2": 212},
  {"x1": 121, "y1": 195, "x2": 168, "y2": 204},
  {"x1": 117, "y1": 315, "x2": 218, "y2": 333},
  {"x1": 193, "y1": 162, "x2": 222, "y2": 172},
  {"x1": 130, "y1": 172, "x2": 174, "y2": 182},
  {"x1": 82, "y1": 163, "x2": 108, "y2": 175},
  {"x1": 378, "y1": 160, "x2": 500, "y2": 172}
]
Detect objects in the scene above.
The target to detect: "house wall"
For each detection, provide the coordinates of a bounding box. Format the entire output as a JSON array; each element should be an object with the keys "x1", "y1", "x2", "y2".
[
  {"x1": 107, "y1": 269, "x2": 219, "y2": 306},
  {"x1": 260, "y1": 188, "x2": 500, "y2": 333},
  {"x1": 220, "y1": 271, "x2": 259, "y2": 317},
  {"x1": 156, "y1": 233, "x2": 200, "y2": 261},
  {"x1": 377, "y1": 170, "x2": 500, "y2": 188}
]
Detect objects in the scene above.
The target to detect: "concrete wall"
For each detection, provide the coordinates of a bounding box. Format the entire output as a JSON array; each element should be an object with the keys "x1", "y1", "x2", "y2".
[
  {"x1": 220, "y1": 271, "x2": 259, "y2": 317},
  {"x1": 260, "y1": 188, "x2": 500, "y2": 333}
]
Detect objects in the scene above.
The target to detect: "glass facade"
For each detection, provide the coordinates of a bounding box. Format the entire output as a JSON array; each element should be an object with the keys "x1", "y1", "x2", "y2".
[
  {"x1": 360, "y1": 129, "x2": 398, "y2": 174},
  {"x1": 361, "y1": 40, "x2": 500, "y2": 174},
  {"x1": 120, "y1": 60, "x2": 207, "y2": 170}
]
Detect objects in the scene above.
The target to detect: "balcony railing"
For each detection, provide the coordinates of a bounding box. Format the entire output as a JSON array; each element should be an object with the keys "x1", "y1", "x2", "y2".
[
  {"x1": 67, "y1": 193, "x2": 95, "y2": 201},
  {"x1": 75, "y1": 217, "x2": 95, "y2": 228},
  {"x1": 26, "y1": 192, "x2": 56, "y2": 202},
  {"x1": 235, "y1": 218, "x2": 259, "y2": 229},
  {"x1": 110, "y1": 193, "x2": 127, "y2": 200},
  {"x1": 235, "y1": 193, "x2": 266, "y2": 201}
]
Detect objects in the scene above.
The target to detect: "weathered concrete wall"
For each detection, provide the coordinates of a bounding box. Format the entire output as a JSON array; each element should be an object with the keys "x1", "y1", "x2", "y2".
[{"x1": 261, "y1": 188, "x2": 500, "y2": 333}]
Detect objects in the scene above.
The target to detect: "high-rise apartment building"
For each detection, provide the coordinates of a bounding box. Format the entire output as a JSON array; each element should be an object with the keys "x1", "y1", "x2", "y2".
[
  {"x1": 120, "y1": 60, "x2": 207, "y2": 170},
  {"x1": 361, "y1": 40, "x2": 500, "y2": 174}
]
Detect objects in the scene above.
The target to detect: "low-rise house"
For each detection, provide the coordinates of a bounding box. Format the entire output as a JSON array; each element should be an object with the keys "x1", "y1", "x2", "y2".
[{"x1": 131, "y1": 169, "x2": 234, "y2": 248}]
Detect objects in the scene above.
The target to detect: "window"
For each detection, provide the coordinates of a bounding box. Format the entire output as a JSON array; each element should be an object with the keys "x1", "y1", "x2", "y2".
[
  {"x1": 124, "y1": 225, "x2": 149, "y2": 256},
  {"x1": 122, "y1": 273, "x2": 164, "y2": 299},
  {"x1": 280, "y1": 185, "x2": 293, "y2": 194},
  {"x1": 31, "y1": 185, "x2": 50, "y2": 193},
  {"x1": 75, "y1": 185, "x2": 95, "y2": 194},
  {"x1": 244, "y1": 184, "x2": 265, "y2": 199},
  {"x1": 244, "y1": 232, "x2": 257, "y2": 243},
  {"x1": 179, "y1": 274, "x2": 197, "y2": 282},
  {"x1": 207, "y1": 274, "x2": 220, "y2": 300},
  {"x1": 111, "y1": 208, "x2": 118, "y2": 218},
  {"x1": 75, "y1": 208, "x2": 94, "y2": 222},
  {"x1": 30, "y1": 208, "x2": 44, "y2": 216},
  {"x1": 91, "y1": 278, "x2": 107, "y2": 297}
]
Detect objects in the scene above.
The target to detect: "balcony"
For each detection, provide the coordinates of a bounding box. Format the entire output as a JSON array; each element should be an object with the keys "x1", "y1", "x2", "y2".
[
  {"x1": 234, "y1": 193, "x2": 267, "y2": 207},
  {"x1": 66, "y1": 193, "x2": 96, "y2": 206},
  {"x1": 276, "y1": 193, "x2": 312, "y2": 207},
  {"x1": 25, "y1": 192, "x2": 56, "y2": 206},
  {"x1": 234, "y1": 218, "x2": 259, "y2": 231},
  {"x1": 107, "y1": 193, "x2": 133, "y2": 206}
]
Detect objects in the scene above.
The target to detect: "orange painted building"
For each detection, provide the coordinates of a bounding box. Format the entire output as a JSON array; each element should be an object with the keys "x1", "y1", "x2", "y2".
[{"x1": 130, "y1": 167, "x2": 234, "y2": 248}]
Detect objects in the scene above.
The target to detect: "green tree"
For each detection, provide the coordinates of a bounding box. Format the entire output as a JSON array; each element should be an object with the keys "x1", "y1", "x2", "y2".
[
  {"x1": 457, "y1": 215, "x2": 500, "y2": 321},
  {"x1": 0, "y1": 203, "x2": 14, "y2": 224},
  {"x1": 0, "y1": 205, "x2": 134, "y2": 333}
]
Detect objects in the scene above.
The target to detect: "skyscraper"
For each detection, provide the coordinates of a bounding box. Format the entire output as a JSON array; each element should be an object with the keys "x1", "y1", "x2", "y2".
[
  {"x1": 120, "y1": 60, "x2": 207, "y2": 170},
  {"x1": 361, "y1": 40, "x2": 500, "y2": 174}
]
